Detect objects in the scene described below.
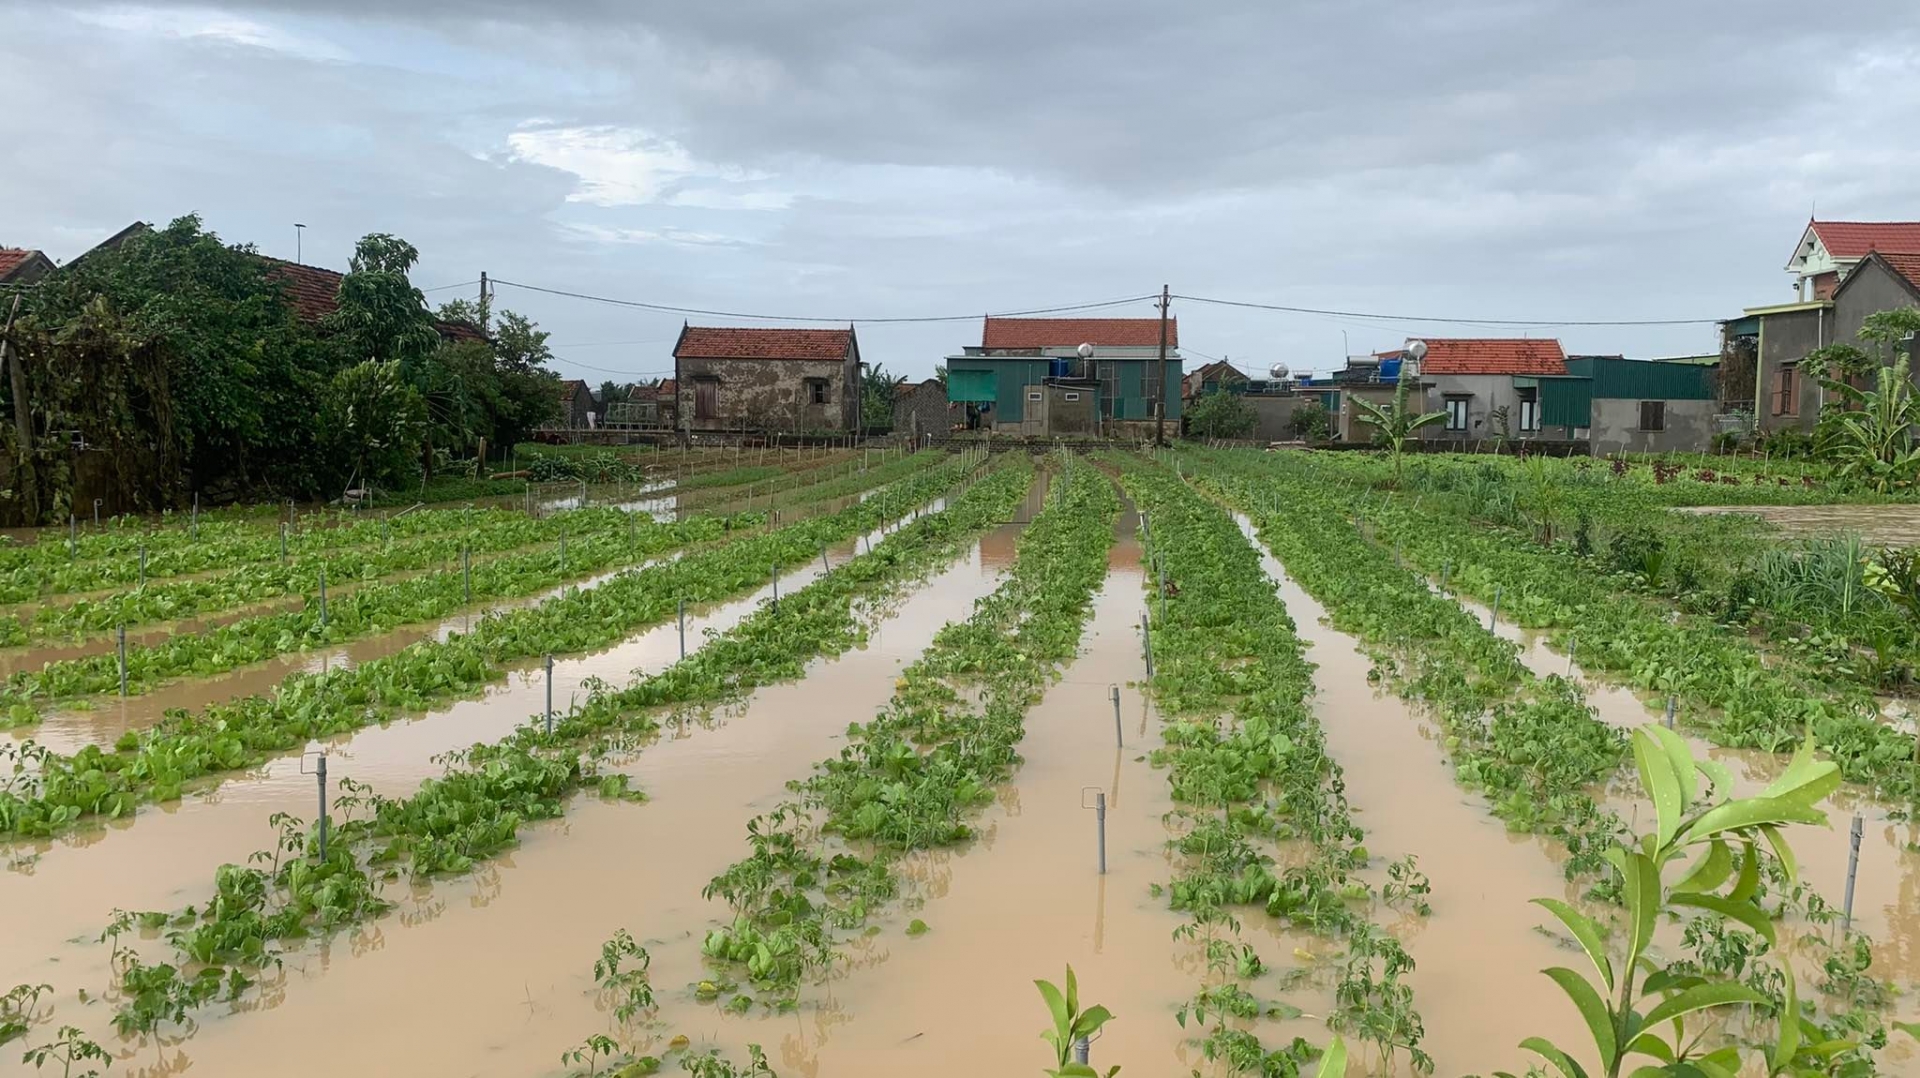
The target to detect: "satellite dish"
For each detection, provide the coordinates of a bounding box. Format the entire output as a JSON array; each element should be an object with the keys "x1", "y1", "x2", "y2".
[
  {"x1": 1076, "y1": 342, "x2": 1094, "y2": 359},
  {"x1": 1268, "y1": 363, "x2": 1290, "y2": 380}
]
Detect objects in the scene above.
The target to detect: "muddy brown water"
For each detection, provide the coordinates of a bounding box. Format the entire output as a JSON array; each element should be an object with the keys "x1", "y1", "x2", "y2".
[
  {"x1": 0, "y1": 507, "x2": 949, "y2": 1002},
  {"x1": 37, "y1": 531, "x2": 1019, "y2": 1075},
  {"x1": 1234, "y1": 516, "x2": 1593, "y2": 1076},
  {"x1": 1680, "y1": 503, "x2": 1920, "y2": 548},
  {"x1": 1455, "y1": 591, "x2": 1920, "y2": 1026}
]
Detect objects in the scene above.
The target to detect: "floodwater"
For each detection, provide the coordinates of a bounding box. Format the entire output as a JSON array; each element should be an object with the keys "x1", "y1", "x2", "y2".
[
  {"x1": 0, "y1": 505, "x2": 940, "y2": 1002},
  {"x1": 1241, "y1": 515, "x2": 1593, "y2": 1077},
  {"x1": 85, "y1": 527, "x2": 1019, "y2": 1077},
  {"x1": 1457, "y1": 592, "x2": 1920, "y2": 1021},
  {"x1": 1680, "y1": 503, "x2": 1920, "y2": 547}
]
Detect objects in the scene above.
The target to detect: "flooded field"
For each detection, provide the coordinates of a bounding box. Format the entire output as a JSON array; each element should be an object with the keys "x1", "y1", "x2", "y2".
[{"x1": 6, "y1": 447, "x2": 1917, "y2": 1078}]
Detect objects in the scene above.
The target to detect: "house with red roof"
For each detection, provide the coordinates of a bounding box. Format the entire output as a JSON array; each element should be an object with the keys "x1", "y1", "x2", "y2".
[
  {"x1": 944, "y1": 316, "x2": 1181, "y2": 437},
  {"x1": 1403, "y1": 337, "x2": 1568, "y2": 442},
  {"x1": 671, "y1": 325, "x2": 862, "y2": 433},
  {"x1": 0, "y1": 247, "x2": 56, "y2": 289},
  {"x1": 1727, "y1": 222, "x2": 1920, "y2": 436}
]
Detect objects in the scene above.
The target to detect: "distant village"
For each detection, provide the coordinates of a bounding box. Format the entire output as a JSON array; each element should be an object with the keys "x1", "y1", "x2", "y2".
[{"x1": 8, "y1": 217, "x2": 1918, "y2": 458}]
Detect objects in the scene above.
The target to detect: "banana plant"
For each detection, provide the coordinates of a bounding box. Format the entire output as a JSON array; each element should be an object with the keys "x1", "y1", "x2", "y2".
[
  {"x1": 1517, "y1": 725, "x2": 1846, "y2": 1078},
  {"x1": 1035, "y1": 965, "x2": 1118, "y2": 1078}
]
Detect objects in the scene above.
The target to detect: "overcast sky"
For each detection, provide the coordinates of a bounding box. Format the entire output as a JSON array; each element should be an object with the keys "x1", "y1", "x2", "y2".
[{"x1": 4, "y1": 1, "x2": 1918, "y2": 382}]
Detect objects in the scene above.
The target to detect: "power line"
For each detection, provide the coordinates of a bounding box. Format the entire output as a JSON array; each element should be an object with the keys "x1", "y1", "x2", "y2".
[
  {"x1": 420, "y1": 279, "x2": 481, "y2": 294},
  {"x1": 1172, "y1": 293, "x2": 1719, "y2": 328},
  {"x1": 489, "y1": 277, "x2": 1159, "y2": 324}
]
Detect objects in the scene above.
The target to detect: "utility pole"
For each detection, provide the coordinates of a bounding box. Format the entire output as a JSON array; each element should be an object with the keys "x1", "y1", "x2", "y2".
[
  {"x1": 478, "y1": 271, "x2": 491, "y2": 335},
  {"x1": 1154, "y1": 284, "x2": 1171, "y2": 446}
]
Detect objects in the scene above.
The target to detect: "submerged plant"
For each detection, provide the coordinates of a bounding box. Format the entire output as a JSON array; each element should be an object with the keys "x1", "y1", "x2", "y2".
[{"x1": 1035, "y1": 965, "x2": 1118, "y2": 1078}]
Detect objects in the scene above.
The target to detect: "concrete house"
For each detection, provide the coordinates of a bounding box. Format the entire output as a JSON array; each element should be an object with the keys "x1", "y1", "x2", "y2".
[
  {"x1": 1409, "y1": 338, "x2": 1568, "y2": 441},
  {"x1": 557, "y1": 379, "x2": 595, "y2": 429},
  {"x1": 1183, "y1": 360, "x2": 1249, "y2": 402},
  {"x1": 944, "y1": 317, "x2": 1181, "y2": 438},
  {"x1": 1735, "y1": 223, "x2": 1920, "y2": 435},
  {"x1": 672, "y1": 325, "x2": 861, "y2": 433},
  {"x1": 1538, "y1": 357, "x2": 1720, "y2": 453}
]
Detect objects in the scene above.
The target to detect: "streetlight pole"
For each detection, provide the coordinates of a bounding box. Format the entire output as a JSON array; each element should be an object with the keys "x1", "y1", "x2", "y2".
[{"x1": 1154, "y1": 284, "x2": 1170, "y2": 446}]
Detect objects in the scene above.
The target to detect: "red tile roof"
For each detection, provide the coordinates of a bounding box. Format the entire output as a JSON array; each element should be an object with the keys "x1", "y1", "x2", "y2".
[
  {"x1": 981, "y1": 317, "x2": 1176, "y2": 350},
  {"x1": 557, "y1": 378, "x2": 590, "y2": 402},
  {"x1": 259, "y1": 256, "x2": 484, "y2": 341},
  {"x1": 674, "y1": 326, "x2": 854, "y2": 361},
  {"x1": 1875, "y1": 252, "x2": 1920, "y2": 294},
  {"x1": 1808, "y1": 221, "x2": 1920, "y2": 260},
  {"x1": 0, "y1": 248, "x2": 39, "y2": 281},
  {"x1": 656, "y1": 378, "x2": 676, "y2": 398},
  {"x1": 1413, "y1": 338, "x2": 1567, "y2": 376}
]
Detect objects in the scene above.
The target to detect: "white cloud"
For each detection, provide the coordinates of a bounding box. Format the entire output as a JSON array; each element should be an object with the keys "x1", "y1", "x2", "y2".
[
  {"x1": 560, "y1": 222, "x2": 752, "y2": 247},
  {"x1": 73, "y1": 5, "x2": 345, "y2": 60},
  {"x1": 506, "y1": 124, "x2": 788, "y2": 210}
]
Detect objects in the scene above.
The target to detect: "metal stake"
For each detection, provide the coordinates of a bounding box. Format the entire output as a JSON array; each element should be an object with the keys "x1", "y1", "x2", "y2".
[
  {"x1": 1488, "y1": 585, "x2": 1502, "y2": 630},
  {"x1": 118, "y1": 625, "x2": 128, "y2": 697},
  {"x1": 1110, "y1": 685, "x2": 1123, "y2": 748},
  {"x1": 559, "y1": 528, "x2": 567, "y2": 570},
  {"x1": 318, "y1": 566, "x2": 328, "y2": 630},
  {"x1": 1664, "y1": 695, "x2": 1676, "y2": 730},
  {"x1": 545, "y1": 654, "x2": 555, "y2": 735},
  {"x1": 821, "y1": 544, "x2": 830, "y2": 572},
  {"x1": 280, "y1": 523, "x2": 288, "y2": 563},
  {"x1": 1141, "y1": 610, "x2": 1154, "y2": 677},
  {"x1": 93, "y1": 499, "x2": 101, "y2": 527},
  {"x1": 138, "y1": 543, "x2": 146, "y2": 586},
  {"x1": 462, "y1": 544, "x2": 472, "y2": 602},
  {"x1": 1074, "y1": 1037, "x2": 1090, "y2": 1066},
  {"x1": 678, "y1": 598, "x2": 687, "y2": 659},
  {"x1": 1843, "y1": 813, "x2": 1864, "y2": 932},
  {"x1": 1567, "y1": 637, "x2": 1577, "y2": 677},
  {"x1": 191, "y1": 493, "x2": 199, "y2": 539},
  {"x1": 771, "y1": 565, "x2": 779, "y2": 608},
  {"x1": 316, "y1": 754, "x2": 329, "y2": 860}
]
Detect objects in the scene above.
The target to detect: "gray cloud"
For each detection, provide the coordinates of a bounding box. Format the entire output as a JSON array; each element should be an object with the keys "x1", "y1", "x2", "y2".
[{"x1": 3, "y1": 0, "x2": 1919, "y2": 381}]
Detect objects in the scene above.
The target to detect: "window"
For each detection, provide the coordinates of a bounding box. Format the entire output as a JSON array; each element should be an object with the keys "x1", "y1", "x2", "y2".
[
  {"x1": 1770, "y1": 366, "x2": 1798, "y2": 416},
  {"x1": 1639, "y1": 400, "x2": 1666, "y2": 431},
  {"x1": 1444, "y1": 396, "x2": 1470, "y2": 432},
  {"x1": 804, "y1": 378, "x2": 829, "y2": 405},
  {"x1": 1063, "y1": 392, "x2": 1081, "y2": 401},
  {"x1": 1027, "y1": 390, "x2": 1043, "y2": 403},
  {"x1": 1516, "y1": 388, "x2": 1540, "y2": 432}
]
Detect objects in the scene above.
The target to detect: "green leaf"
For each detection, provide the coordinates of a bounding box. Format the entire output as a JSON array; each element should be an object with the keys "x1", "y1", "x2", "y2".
[
  {"x1": 1642, "y1": 982, "x2": 1766, "y2": 1031},
  {"x1": 1313, "y1": 1035, "x2": 1348, "y2": 1078},
  {"x1": 1895, "y1": 1021, "x2": 1920, "y2": 1043},
  {"x1": 1544, "y1": 967, "x2": 1616, "y2": 1067},
  {"x1": 1071, "y1": 1004, "x2": 1114, "y2": 1040},
  {"x1": 1520, "y1": 1036, "x2": 1592, "y2": 1078},
  {"x1": 1679, "y1": 797, "x2": 1827, "y2": 847},
  {"x1": 1633, "y1": 729, "x2": 1685, "y2": 850},
  {"x1": 1759, "y1": 736, "x2": 1842, "y2": 808},
  {"x1": 1775, "y1": 966, "x2": 1801, "y2": 1069},
  {"x1": 1669, "y1": 892, "x2": 1777, "y2": 947},
  {"x1": 1036, "y1": 978, "x2": 1070, "y2": 1040},
  {"x1": 1669, "y1": 839, "x2": 1733, "y2": 895},
  {"x1": 1064, "y1": 964, "x2": 1079, "y2": 1019},
  {"x1": 1625, "y1": 1032, "x2": 1675, "y2": 1064},
  {"x1": 1606, "y1": 848, "x2": 1659, "y2": 979},
  {"x1": 1694, "y1": 1044, "x2": 1744, "y2": 1078},
  {"x1": 1759, "y1": 824, "x2": 1798, "y2": 887},
  {"x1": 1729, "y1": 838, "x2": 1760, "y2": 905},
  {"x1": 1646, "y1": 724, "x2": 1698, "y2": 813},
  {"x1": 1532, "y1": 898, "x2": 1613, "y2": 991},
  {"x1": 1693, "y1": 756, "x2": 1735, "y2": 802}
]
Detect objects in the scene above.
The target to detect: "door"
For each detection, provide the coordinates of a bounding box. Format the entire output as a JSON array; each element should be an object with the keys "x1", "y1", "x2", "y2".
[{"x1": 694, "y1": 378, "x2": 718, "y2": 421}]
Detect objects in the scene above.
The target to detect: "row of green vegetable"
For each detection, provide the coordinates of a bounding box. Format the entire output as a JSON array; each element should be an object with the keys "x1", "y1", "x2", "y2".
[
  {"x1": 0, "y1": 503, "x2": 543, "y2": 604},
  {"x1": 0, "y1": 452, "x2": 975, "y2": 839},
  {"x1": 0, "y1": 449, "x2": 950, "y2": 725},
  {"x1": 69, "y1": 451, "x2": 1029, "y2": 1052},
  {"x1": 1183, "y1": 452, "x2": 1630, "y2": 880},
  {"x1": 694, "y1": 454, "x2": 1115, "y2": 1016},
  {"x1": 1314, "y1": 456, "x2": 1920, "y2": 809},
  {"x1": 1117, "y1": 458, "x2": 1431, "y2": 1076},
  {"x1": 0, "y1": 505, "x2": 639, "y2": 648}
]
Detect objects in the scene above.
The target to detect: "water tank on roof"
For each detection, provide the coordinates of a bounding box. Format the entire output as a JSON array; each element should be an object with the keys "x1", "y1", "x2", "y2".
[
  {"x1": 1269, "y1": 363, "x2": 1290, "y2": 380},
  {"x1": 1049, "y1": 358, "x2": 1071, "y2": 379}
]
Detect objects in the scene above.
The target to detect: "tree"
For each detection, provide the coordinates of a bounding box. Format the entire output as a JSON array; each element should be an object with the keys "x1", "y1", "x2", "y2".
[
  {"x1": 1809, "y1": 308, "x2": 1920, "y2": 493},
  {"x1": 1352, "y1": 378, "x2": 1445, "y2": 485},
  {"x1": 324, "y1": 234, "x2": 439, "y2": 372},
  {"x1": 933, "y1": 364, "x2": 948, "y2": 389},
  {"x1": 861, "y1": 362, "x2": 906, "y2": 430},
  {"x1": 1185, "y1": 390, "x2": 1257, "y2": 439},
  {"x1": 324, "y1": 360, "x2": 427, "y2": 494}
]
